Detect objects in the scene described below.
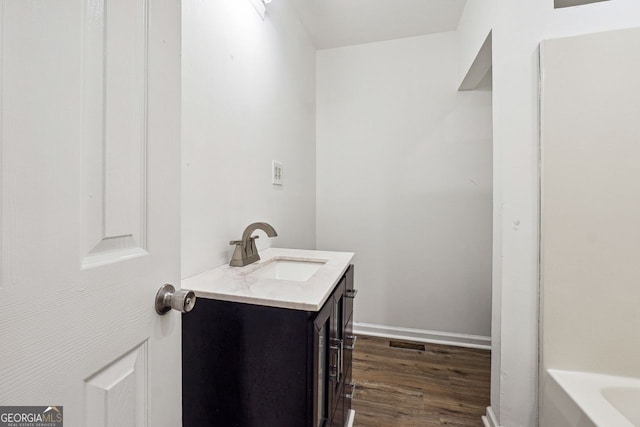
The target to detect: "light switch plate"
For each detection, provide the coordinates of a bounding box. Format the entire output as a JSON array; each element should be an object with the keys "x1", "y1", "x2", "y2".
[{"x1": 272, "y1": 161, "x2": 283, "y2": 186}]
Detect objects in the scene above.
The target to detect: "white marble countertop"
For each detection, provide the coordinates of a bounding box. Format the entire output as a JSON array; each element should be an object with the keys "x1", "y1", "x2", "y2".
[{"x1": 181, "y1": 248, "x2": 355, "y2": 311}]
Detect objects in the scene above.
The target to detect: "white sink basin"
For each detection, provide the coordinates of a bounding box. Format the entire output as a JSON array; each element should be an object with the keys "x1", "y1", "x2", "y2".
[{"x1": 248, "y1": 258, "x2": 326, "y2": 282}]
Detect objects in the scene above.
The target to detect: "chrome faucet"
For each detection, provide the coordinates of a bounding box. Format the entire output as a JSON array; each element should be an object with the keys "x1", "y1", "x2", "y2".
[{"x1": 229, "y1": 222, "x2": 278, "y2": 267}]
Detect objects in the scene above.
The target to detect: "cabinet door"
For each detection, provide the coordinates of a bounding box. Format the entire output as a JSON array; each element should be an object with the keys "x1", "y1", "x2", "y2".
[
  {"x1": 330, "y1": 383, "x2": 345, "y2": 427},
  {"x1": 343, "y1": 265, "x2": 355, "y2": 327},
  {"x1": 343, "y1": 314, "x2": 354, "y2": 420},
  {"x1": 342, "y1": 266, "x2": 356, "y2": 421},
  {"x1": 314, "y1": 296, "x2": 333, "y2": 427},
  {"x1": 342, "y1": 265, "x2": 356, "y2": 385},
  {"x1": 330, "y1": 278, "x2": 346, "y2": 423},
  {"x1": 331, "y1": 277, "x2": 347, "y2": 385}
]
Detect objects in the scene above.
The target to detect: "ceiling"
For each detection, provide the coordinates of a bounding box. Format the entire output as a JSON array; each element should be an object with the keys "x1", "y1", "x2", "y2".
[
  {"x1": 555, "y1": 0, "x2": 609, "y2": 8},
  {"x1": 289, "y1": 0, "x2": 468, "y2": 50}
]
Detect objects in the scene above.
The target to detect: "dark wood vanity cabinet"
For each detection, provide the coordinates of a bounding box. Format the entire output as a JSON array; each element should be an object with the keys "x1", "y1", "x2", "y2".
[{"x1": 183, "y1": 264, "x2": 356, "y2": 427}]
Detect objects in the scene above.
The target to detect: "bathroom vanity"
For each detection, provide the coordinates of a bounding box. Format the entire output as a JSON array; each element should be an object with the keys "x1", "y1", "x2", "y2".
[{"x1": 182, "y1": 248, "x2": 356, "y2": 427}]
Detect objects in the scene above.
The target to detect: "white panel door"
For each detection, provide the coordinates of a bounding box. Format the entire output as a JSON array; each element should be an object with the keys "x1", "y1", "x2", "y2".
[{"x1": 0, "y1": 0, "x2": 182, "y2": 426}]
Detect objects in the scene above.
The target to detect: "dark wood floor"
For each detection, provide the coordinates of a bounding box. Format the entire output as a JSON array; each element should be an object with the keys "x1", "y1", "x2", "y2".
[{"x1": 351, "y1": 335, "x2": 490, "y2": 427}]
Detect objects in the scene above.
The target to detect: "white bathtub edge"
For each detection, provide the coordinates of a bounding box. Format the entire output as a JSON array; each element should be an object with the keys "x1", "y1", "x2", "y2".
[{"x1": 545, "y1": 369, "x2": 638, "y2": 427}]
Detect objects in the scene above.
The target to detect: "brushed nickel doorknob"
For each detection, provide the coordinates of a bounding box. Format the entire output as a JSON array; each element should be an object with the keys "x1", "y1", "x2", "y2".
[{"x1": 155, "y1": 284, "x2": 196, "y2": 315}]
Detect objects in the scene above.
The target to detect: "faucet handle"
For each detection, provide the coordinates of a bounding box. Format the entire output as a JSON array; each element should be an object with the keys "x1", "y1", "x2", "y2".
[{"x1": 229, "y1": 235, "x2": 259, "y2": 246}]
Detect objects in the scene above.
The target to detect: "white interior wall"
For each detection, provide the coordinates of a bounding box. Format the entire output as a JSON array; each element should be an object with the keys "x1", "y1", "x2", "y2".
[
  {"x1": 181, "y1": 0, "x2": 317, "y2": 278},
  {"x1": 316, "y1": 32, "x2": 493, "y2": 340},
  {"x1": 540, "y1": 27, "x2": 640, "y2": 424},
  {"x1": 458, "y1": 1, "x2": 640, "y2": 425}
]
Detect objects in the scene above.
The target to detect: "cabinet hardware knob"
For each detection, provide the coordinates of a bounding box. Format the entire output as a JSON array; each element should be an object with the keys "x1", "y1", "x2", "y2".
[
  {"x1": 345, "y1": 289, "x2": 358, "y2": 299},
  {"x1": 345, "y1": 382, "x2": 356, "y2": 400},
  {"x1": 344, "y1": 335, "x2": 358, "y2": 350}
]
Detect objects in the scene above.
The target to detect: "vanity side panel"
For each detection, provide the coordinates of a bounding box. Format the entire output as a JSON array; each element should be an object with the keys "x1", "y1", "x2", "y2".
[{"x1": 182, "y1": 298, "x2": 312, "y2": 427}]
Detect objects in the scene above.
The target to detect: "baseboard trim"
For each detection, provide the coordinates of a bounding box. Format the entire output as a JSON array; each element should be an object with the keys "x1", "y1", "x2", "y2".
[
  {"x1": 483, "y1": 407, "x2": 500, "y2": 427},
  {"x1": 353, "y1": 322, "x2": 491, "y2": 350}
]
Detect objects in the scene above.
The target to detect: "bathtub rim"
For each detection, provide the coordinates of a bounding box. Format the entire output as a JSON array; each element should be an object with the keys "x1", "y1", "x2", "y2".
[{"x1": 547, "y1": 369, "x2": 640, "y2": 427}]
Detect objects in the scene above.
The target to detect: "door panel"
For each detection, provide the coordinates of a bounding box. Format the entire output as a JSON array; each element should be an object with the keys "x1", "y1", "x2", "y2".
[
  {"x1": 85, "y1": 342, "x2": 148, "y2": 427},
  {"x1": 0, "y1": 1, "x2": 181, "y2": 426},
  {"x1": 82, "y1": 0, "x2": 150, "y2": 268}
]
